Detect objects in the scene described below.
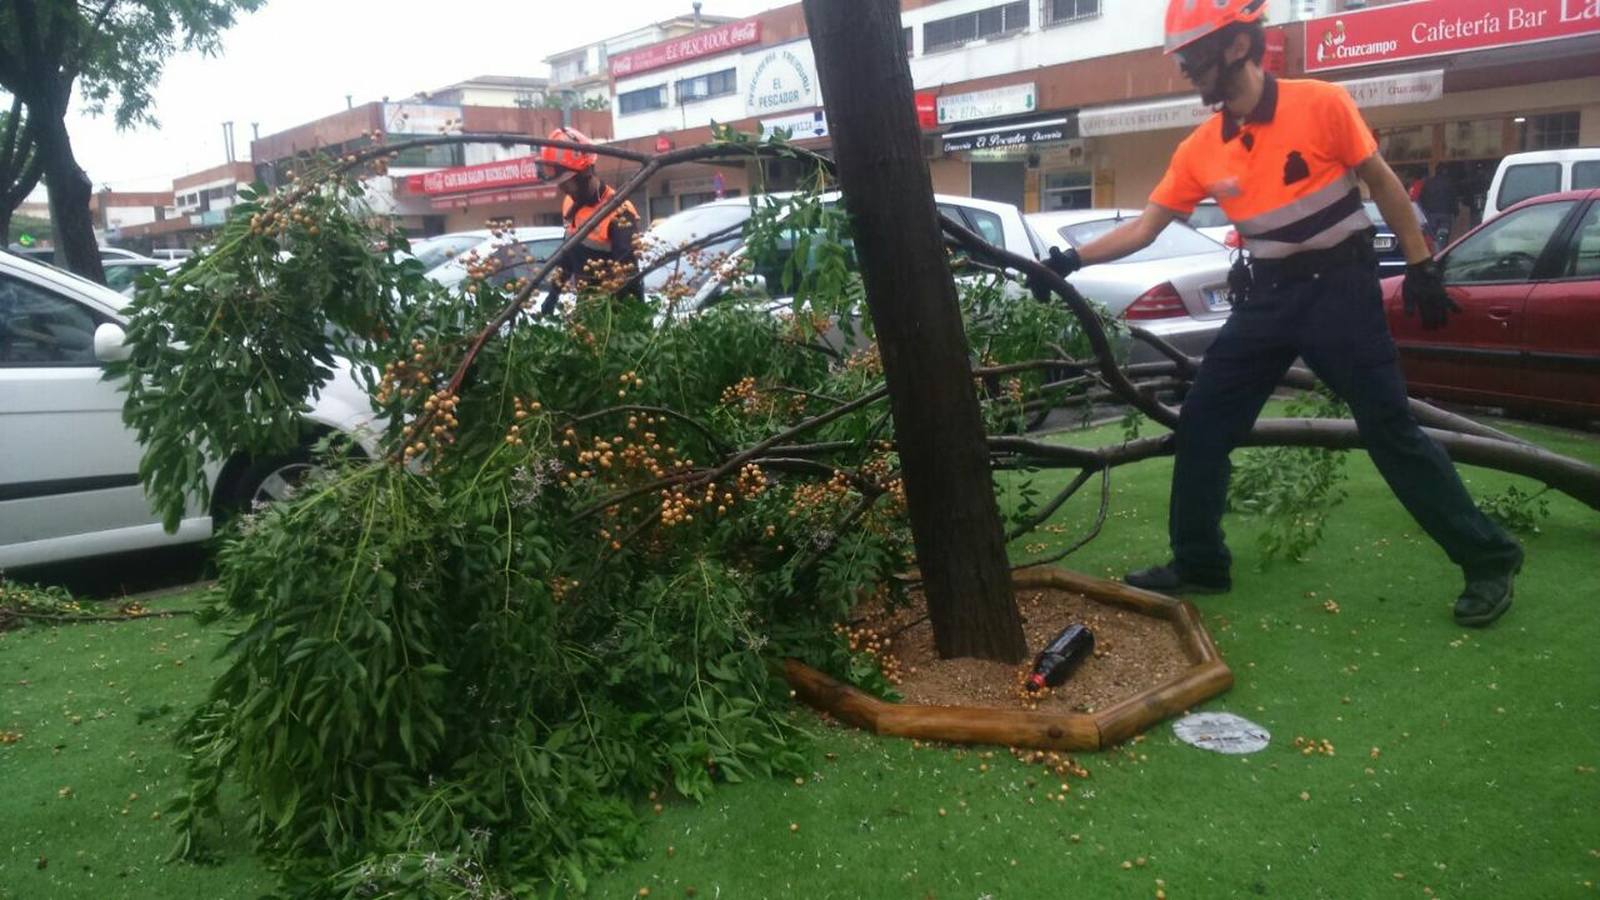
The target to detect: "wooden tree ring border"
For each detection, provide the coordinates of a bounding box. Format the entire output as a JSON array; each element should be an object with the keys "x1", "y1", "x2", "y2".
[{"x1": 784, "y1": 566, "x2": 1233, "y2": 751}]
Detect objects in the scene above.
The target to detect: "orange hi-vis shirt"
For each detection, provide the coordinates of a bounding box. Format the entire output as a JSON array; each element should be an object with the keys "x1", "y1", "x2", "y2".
[
  {"x1": 1150, "y1": 75, "x2": 1377, "y2": 260},
  {"x1": 563, "y1": 185, "x2": 639, "y2": 254}
]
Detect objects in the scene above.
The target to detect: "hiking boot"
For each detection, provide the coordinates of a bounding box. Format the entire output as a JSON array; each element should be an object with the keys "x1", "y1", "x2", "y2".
[
  {"x1": 1124, "y1": 562, "x2": 1231, "y2": 595},
  {"x1": 1454, "y1": 560, "x2": 1520, "y2": 628}
]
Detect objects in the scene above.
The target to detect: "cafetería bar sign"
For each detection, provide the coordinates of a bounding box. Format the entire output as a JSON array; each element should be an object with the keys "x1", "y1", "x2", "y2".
[
  {"x1": 609, "y1": 19, "x2": 762, "y2": 79},
  {"x1": 1305, "y1": 0, "x2": 1600, "y2": 72}
]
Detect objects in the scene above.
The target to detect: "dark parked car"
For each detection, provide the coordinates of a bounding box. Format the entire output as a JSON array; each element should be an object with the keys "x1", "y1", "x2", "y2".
[
  {"x1": 1381, "y1": 188, "x2": 1600, "y2": 421},
  {"x1": 1364, "y1": 200, "x2": 1434, "y2": 276}
]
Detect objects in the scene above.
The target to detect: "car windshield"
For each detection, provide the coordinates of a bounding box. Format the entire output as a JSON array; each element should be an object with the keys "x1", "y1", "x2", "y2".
[
  {"x1": 409, "y1": 234, "x2": 488, "y2": 271},
  {"x1": 1188, "y1": 204, "x2": 1230, "y2": 228},
  {"x1": 103, "y1": 264, "x2": 154, "y2": 291},
  {"x1": 1056, "y1": 218, "x2": 1219, "y2": 263},
  {"x1": 641, "y1": 203, "x2": 755, "y2": 293}
]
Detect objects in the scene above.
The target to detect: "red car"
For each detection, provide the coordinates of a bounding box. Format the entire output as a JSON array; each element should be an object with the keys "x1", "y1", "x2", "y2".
[{"x1": 1382, "y1": 188, "x2": 1600, "y2": 421}]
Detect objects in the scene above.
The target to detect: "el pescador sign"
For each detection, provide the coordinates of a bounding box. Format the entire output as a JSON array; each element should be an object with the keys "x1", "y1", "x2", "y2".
[
  {"x1": 744, "y1": 42, "x2": 818, "y2": 117},
  {"x1": 609, "y1": 19, "x2": 762, "y2": 78},
  {"x1": 1305, "y1": 0, "x2": 1600, "y2": 72}
]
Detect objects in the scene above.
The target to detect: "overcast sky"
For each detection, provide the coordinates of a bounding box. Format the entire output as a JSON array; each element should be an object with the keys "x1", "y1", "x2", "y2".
[{"x1": 26, "y1": 0, "x2": 779, "y2": 195}]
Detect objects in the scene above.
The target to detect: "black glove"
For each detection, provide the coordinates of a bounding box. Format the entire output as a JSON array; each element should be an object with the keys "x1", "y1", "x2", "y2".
[
  {"x1": 1028, "y1": 246, "x2": 1082, "y2": 301},
  {"x1": 1044, "y1": 245, "x2": 1082, "y2": 278},
  {"x1": 1401, "y1": 259, "x2": 1460, "y2": 331}
]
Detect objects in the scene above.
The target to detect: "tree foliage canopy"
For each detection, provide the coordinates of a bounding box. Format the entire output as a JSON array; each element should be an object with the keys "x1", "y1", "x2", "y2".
[{"x1": 0, "y1": 0, "x2": 264, "y2": 128}]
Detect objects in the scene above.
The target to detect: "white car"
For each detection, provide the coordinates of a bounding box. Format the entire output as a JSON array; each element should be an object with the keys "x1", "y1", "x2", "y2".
[
  {"x1": 1187, "y1": 200, "x2": 1237, "y2": 246},
  {"x1": 640, "y1": 193, "x2": 1045, "y2": 309},
  {"x1": 0, "y1": 251, "x2": 382, "y2": 569},
  {"x1": 1027, "y1": 208, "x2": 1235, "y2": 364},
  {"x1": 412, "y1": 227, "x2": 567, "y2": 290}
]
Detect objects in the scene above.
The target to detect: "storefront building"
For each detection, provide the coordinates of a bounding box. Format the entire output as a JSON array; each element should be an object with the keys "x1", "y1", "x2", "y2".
[{"x1": 249, "y1": 101, "x2": 611, "y2": 237}]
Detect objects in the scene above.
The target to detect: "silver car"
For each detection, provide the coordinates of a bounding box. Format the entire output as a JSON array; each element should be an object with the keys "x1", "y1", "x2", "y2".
[{"x1": 1027, "y1": 209, "x2": 1234, "y2": 364}]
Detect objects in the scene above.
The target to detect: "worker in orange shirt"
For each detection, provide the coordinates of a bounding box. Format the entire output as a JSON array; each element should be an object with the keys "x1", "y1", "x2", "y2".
[
  {"x1": 1043, "y1": 0, "x2": 1522, "y2": 626},
  {"x1": 536, "y1": 126, "x2": 641, "y2": 314}
]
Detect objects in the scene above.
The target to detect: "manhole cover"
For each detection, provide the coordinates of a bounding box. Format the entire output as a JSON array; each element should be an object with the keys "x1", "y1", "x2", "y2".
[{"x1": 1173, "y1": 712, "x2": 1271, "y2": 754}]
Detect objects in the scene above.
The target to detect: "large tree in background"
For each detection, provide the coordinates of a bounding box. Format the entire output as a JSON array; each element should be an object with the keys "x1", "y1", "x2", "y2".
[
  {"x1": 0, "y1": 96, "x2": 44, "y2": 243},
  {"x1": 802, "y1": 0, "x2": 1028, "y2": 663},
  {"x1": 0, "y1": 1, "x2": 264, "y2": 280}
]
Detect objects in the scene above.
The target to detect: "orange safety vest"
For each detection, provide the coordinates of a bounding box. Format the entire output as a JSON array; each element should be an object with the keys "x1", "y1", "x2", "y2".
[
  {"x1": 562, "y1": 185, "x2": 639, "y2": 255},
  {"x1": 1151, "y1": 75, "x2": 1378, "y2": 261}
]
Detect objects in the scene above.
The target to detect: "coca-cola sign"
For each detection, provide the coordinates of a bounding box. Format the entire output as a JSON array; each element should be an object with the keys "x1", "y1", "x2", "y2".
[
  {"x1": 609, "y1": 19, "x2": 762, "y2": 79},
  {"x1": 405, "y1": 156, "x2": 542, "y2": 196}
]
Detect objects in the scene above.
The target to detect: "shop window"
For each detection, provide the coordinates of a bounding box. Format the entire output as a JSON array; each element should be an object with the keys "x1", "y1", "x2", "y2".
[
  {"x1": 1043, "y1": 0, "x2": 1100, "y2": 27},
  {"x1": 676, "y1": 69, "x2": 737, "y2": 105},
  {"x1": 1042, "y1": 170, "x2": 1092, "y2": 211},
  {"x1": 1376, "y1": 125, "x2": 1431, "y2": 164},
  {"x1": 903, "y1": 27, "x2": 913, "y2": 56},
  {"x1": 618, "y1": 85, "x2": 667, "y2": 115},
  {"x1": 924, "y1": 1, "x2": 1028, "y2": 53},
  {"x1": 1444, "y1": 119, "x2": 1502, "y2": 160},
  {"x1": 1521, "y1": 111, "x2": 1580, "y2": 151}
]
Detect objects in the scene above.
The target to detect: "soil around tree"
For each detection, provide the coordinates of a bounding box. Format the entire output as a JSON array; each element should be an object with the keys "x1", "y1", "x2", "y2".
[{"x1": 852, "y1": 587, "x2": 1191, "y2": 714}]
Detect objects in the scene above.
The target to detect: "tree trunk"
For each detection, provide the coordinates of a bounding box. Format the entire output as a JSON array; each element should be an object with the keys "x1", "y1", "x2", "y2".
[
  {"x1": 803, "y1": 0, "x2": 1026, "y2": 663},
  {"x1": 34, "y1": 102, "x2": 102, "y2": 282}
]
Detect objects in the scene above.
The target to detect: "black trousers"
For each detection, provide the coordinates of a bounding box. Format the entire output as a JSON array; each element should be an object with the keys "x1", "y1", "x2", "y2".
[{"x1": 1168, "y1": 256, "x2": 1522, "y2": 581}]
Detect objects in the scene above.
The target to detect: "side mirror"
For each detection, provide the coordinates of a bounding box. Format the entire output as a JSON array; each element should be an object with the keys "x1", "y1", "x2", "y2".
[{"x1": 94, "y1": 322, "x2": 130, "y2": 362}]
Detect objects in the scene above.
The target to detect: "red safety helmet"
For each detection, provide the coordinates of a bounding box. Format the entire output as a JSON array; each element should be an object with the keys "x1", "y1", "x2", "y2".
[
  {"x1": 1164, "y1": 0, "x2": 1267, "y2": 54},
  {"x1": 537, "y1": 126, "x2": 599, "y2": 184}
]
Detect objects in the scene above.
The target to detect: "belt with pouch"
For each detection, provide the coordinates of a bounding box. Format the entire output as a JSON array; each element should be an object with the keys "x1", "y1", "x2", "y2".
[{"x1": 1229, "y1": 229, "x2": 1378, "y2": 304}]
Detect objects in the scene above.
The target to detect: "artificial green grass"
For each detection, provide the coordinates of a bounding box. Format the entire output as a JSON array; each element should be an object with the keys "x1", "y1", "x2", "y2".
[
  {"x1": 0, "y1": 595, "x2": 272, "y2": 899},
  {"x1": 586, "y1": 411, "x2": 1600, "y2": 899},
  {"x1": 3, "y1": 412, "x2": 1597, "y2": 899}
]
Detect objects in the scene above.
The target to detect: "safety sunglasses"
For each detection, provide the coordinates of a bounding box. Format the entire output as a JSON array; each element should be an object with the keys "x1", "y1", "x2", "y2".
[{"x1": 1175, "y1": 45, "x2": 1224, "y2": 81}]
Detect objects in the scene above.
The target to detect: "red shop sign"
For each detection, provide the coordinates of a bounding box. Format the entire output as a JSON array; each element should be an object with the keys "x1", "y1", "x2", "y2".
[
  {"x1": 914, "y1": 91, "x2": 938, "y2": 130},
  {"x1": 1305, "y1": 0, "x2": 1600, "y2": 72},
  {"x1": 405, "y1": 156, "x2": 542, "y2": 196},
  {"x1": 609, "y1": 19, "x2": 762, "y2": 79}
]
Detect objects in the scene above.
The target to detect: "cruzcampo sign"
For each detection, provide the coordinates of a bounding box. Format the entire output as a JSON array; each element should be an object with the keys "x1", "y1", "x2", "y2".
[{"x1": 1305, "y1": 0, "x2": 1600, "y2": 72}]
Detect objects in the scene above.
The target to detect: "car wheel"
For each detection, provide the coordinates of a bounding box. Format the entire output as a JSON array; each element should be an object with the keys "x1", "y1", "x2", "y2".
[{"x1": 214, "y1": 448, "x2": 317, "y2": 524}]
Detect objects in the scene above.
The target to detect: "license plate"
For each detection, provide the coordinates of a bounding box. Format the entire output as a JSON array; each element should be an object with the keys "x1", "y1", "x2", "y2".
[
  {"x1": 1373, "y1": 235, "x2": 1396, "y2": 251},
  {"x1": 1203, "y1": 287, "x2": 1231, "y2": 310}
]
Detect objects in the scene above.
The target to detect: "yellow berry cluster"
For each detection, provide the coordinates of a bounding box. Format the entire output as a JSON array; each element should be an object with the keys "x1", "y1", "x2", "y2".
[
  {"x1": 1008, "y1": 746, "x2": 1091, "y2": 781},
  {"x1": 1292, "y1": 736, "x2": 1336, "y2": 757},
  {"x1": 248, "y1": 205, "x2": 321, "y2": 238},
  {"x1": 787, "y1": 471, "x2": 854, "y2": 523},
  {"x1": 833, "y1": 622, "x2": 904, "y2": 684},
  {"x1": 735, "y1": 463, "x2": 768, "y2": 499},
  {"x1": 577, "y1": 257, "x2": 638, "y2": 298},
  {"x1": 719, "y1": 376, "x2": 775, "y2": 416},
  {"x1": 840, "y1": 344, "x2": 883, "y2": 378},
  {"x1": 550, "y1": 576, "x2": 580, "y2": 603},
  {"x1": 376, "y1": 339, "x2": 437, "y2": 404},
  {"x1": 401, "y1": 389, "x2": 460, "y2": 464},
  {"x1": 558, "y1": 418, "x2": 692, "y2": 527},
  {"x1": 614, "y1": 370, "x2": 645, "y2": 400},
  {"x1": 504, "y1": 396, "x2": 544, "y2": 446}
]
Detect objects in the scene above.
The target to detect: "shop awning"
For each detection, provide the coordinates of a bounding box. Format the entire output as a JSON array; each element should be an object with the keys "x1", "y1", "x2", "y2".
[
  {"x1": 941, "y1": 117, "x2": 1072, "y2": 154},
  {"x1": 1078, "y1": 70, "x2": 1445, "y2": 138}
]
